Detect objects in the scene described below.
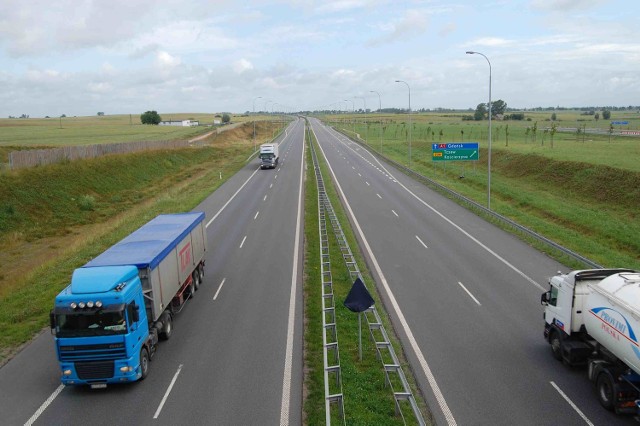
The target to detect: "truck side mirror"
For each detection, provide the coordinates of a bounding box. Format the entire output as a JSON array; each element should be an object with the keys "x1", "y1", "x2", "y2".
[
  {"x1": 541, "y1": 291, "x2": 550, "y2": 306},
  {"x1": 49, "y1": 311, "x2": 57, "y2": 335}
]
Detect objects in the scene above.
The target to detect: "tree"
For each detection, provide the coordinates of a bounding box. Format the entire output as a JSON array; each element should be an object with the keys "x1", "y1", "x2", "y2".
[
  {"x1": 491, "y1": 99, "x2": 507, "y2": 116},
  {"x1": 140, "y1": 110, "x2": 161, "y2": 125},
  {"x1": 594, "y1": 113, "x2": 599, "y2": 121},
  {"x1": 551, "y1": 112, "x2": 556, "y2": 121},
  {"x1": 222, "y1": 113, "x2": 231, "y2": 123},
  {"x1": 602, "y1": 110, "x2": 611, "y2": 120},
  {"x1": 97, "y1": 112, "x2": 105, "y2": 116},
  {"x1": 474, "y1": 103, "x2": 486, "y2": 121}
]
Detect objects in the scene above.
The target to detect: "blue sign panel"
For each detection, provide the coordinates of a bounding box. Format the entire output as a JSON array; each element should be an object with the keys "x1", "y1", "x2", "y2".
[{"x1": 611, "y1": 121, "x2": 629, "y2": 125}]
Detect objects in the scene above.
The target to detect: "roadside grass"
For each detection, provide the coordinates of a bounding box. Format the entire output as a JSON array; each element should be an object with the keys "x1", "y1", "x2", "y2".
[
  {"x1": 303, "y1": 126, "x2": 432, "y2": 425},
  {"x1": 0, "y1": 121, "x2": 275, "y2": 364},
  {"x1": 324, "y1": 111, "x2": 640, "y2": 270}
]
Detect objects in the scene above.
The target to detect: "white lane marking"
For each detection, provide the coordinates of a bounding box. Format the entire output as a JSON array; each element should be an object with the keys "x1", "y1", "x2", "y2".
[
  {"x1": 278, "y1": 167, "x2": 281, "y2": 172},
  {"x1": 213, "y1": 278, "x2": 226, "y2": 300},
  {"x1": 263, "y1": 194, "x2": 268, "y2": 201},
  {"x1": 311, "y1": 122, "x2": 457, "y2": 425},
  {"x1": 458, "y1": 282, "x2": 481, "y2": 306},
  {"x1": 392, "y1": 210, "x2": 398, "y2": 217},
  {"x1": 270, "y1": 183, "x2": 273, "y2": 189},
  {"x1": 153, "y1": 364, "x2": 183, "y2": 419},
  {"x1": 275, "y1": 174, "x2": 278, "y2": 179},
  {"x1": 254, "y1": 211, "x2": 260, "y2": 220},
  {"x1": 358, "y1": 173, "x2": 362, "y2": 177},
  {"x1": 376, "y1": 193, "x2": 382, "y2": 199},
  {"x1": 365, "y1": 181, "x2": 370, "y2": 186},
  {"x1": 415, "y1": 235, "x2": 428, "y2": 249},
  {"x1": 206, "y1": 168, "x2": 260, "y2": 228},
  {"x1": 24, "y1": 384, "x2": 65, "y2": 426},
  {"x1": 550, "y1": 381, "x2": 594, "y2": 426},
  {"x1": 323, "y1": 124, "x2": 544, "y2": 291},
  {"x1": 239, "y1": 236, "x2": 247, "y2": 248},
  {"x1": 280, "y1": 123, "x2": 305, "y2": 426}
]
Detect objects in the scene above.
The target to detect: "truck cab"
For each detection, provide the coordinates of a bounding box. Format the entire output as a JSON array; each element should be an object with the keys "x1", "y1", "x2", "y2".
[{"x1": 51, "y1": 265, "x2": 152, "y2": 387}]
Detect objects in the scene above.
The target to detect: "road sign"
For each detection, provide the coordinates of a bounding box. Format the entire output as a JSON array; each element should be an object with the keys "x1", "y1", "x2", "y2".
[
  {"x1": 432, "y1": 142, "x2": 479, "y2": 161},
  {"x1": 611, "y1": 121, "x2": 629, "y2": 125}
]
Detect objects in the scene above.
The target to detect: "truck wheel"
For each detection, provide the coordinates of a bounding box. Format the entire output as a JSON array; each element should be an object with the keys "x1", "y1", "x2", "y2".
[
  {"x1": 597, "y1": 372, "x2": 615, "y2": 411},
  {"x1": 192, "y1": 271, "x2": 200, "y2": 292},
  {"x1": 198, "y1": 264, "x2": 204, "y2": 284},
  {"x1": 550, "y1": 331, "x2": 562, "y2": 361},
  {"x1": 159, "y1": 313, "x2": 173, "y2": 341},
  {"x1": 139, "y1": 348, "x2": 150, "y2": 380}
]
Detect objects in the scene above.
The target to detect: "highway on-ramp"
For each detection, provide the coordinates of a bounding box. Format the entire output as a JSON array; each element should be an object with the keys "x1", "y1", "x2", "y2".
[
  {"x1": 308, "y1": 117, "x2": 634, "y2": 426},
  {"x1": 0, "y1": 118, "x2": 305, "y2": 426}
]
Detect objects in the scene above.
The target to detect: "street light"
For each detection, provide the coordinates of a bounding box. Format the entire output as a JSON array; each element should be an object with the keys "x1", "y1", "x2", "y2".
[
  {"x1": 370, "y1": 90, "x2": 382, "y2": 152},
  {"x1": 344, "y1": 99, "x2": 355, "y2": 135},
  {"x1": 355, "y1": 96, "x2": 367, "y2": 144},
  {"x1": 395, "y1": 80, "x2": 411, "y2": 167},
  {"x1": 466, "y1": 50, "x2": 492, "y2": 210},
  {"x1": 253, "y1": 96, "x2": 262, "y2": 152}
]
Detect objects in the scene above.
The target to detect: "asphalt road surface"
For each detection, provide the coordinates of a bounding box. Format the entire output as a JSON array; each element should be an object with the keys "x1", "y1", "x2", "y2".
[
  {"x1": 0, "y1": 118, "x2": 305, "y2": 426},
  {"x1": 308, "y1": 117, "x2": 635, "y2": 426}
]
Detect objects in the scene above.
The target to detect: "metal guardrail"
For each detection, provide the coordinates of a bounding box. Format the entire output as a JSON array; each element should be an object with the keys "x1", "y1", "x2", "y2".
[
  {"x1": 332, "y1": 126, "x2": 602, "y2": 270},
  {"x1": 309, "y1": 128, "x2": 346, "y2": 425},
  {"x1": 309, "y1": 128, "x2": 426, "y2": 426}
]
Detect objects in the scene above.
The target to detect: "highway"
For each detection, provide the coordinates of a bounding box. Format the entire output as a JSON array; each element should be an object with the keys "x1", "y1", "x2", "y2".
[
  {"x1": 308, "y1": 117, "x2": 634, "y2": 426},
  {"x1": 0, "y1": 118, "x2": 306, "y2": 426}
]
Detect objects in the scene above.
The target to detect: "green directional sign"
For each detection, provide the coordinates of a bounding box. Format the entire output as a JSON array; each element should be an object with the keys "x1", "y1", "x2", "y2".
[{"x1": 432, "y1": 143, "x2": 479, "y2": 161}]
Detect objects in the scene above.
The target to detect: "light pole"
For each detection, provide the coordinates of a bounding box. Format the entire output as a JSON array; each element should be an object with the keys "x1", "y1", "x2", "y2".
[
  {"x1": 252, "y1": 96, "x2": 262, "y2": 152},
  {"x1": 344, "y1": 99, "x2": 354, "y2": 135},
  {"x1": 355, "y1": 96, "x2": 367, "y2": 144},
  {"x1": 370, "y1": 90, "x2": 382, "y2": 152},
  {"x1": 395, "y1": 80, "x2": 411, "y2": 167},
  {"x1": 466, "y1": 50, "x2": 492, "y2": 210}
]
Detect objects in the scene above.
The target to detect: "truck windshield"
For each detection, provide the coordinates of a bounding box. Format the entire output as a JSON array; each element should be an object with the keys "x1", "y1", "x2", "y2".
[
  {"x1": 260, "y1": 153, "x2": 274, "y2": 159},
  {"x1": 55, "y1": 310, "x2": 127, "y2": 338}
]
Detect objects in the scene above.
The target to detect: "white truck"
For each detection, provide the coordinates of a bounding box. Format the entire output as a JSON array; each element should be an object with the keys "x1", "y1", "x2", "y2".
[
  {"x1": 259, "y1": 143, "x2": 279, "y2": 169},
  {"x1": 541, "y1": 268, "x2": 640, "y2": 414}
]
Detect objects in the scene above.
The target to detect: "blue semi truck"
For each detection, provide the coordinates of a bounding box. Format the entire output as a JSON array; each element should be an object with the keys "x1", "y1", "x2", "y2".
[{"x1": 50, "y1": 212, "x2": 207, "y2": 388}]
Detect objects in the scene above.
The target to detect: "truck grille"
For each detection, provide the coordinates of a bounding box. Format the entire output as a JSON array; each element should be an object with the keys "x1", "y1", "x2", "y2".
[
  {"x1": 59, "y1": 342, "x2": 126, "y2": 362},
  {"x1": 75, "y1": 361, "x2": 114, "y2": 380}
]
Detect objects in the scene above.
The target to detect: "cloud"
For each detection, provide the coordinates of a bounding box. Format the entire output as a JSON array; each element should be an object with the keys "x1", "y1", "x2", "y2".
[
  {"x1": 530, "y1": 0, "x2": 600, "y2": 12},
  {"x1": 156, "y1": 51, "x2": 181, "y2": 67},
  {"x1": 367, "y1": 9, "x2": 429, "y2": 46},
  {"x1": 233, "y1": 58, "x2": 254, "y2": 73}
]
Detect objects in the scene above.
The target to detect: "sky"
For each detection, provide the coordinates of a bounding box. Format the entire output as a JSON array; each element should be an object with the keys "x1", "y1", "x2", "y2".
[{"x1": 0, "y1": 0, "x2": 638, "y2": 117}]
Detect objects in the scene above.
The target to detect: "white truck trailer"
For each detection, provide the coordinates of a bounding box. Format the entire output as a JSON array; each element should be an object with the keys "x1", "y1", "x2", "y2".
[
  {"x1": 542, "y1": 268, "x2": 640, "y2": 414},
  {"x1": 259, "y1": 143, "x2": 279, "y2": 169}
]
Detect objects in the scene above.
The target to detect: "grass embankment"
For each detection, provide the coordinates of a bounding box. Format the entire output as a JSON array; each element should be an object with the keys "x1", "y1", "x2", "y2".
[
  {"x1": 327, "y1": 112, "x2": 639, "y2": 270},
  {"x1": 303, "y1": 128, "x2": 431, "y2": 425},
  {"x1": 0, "y1": 121, "x2": 275, "y2": 364}
]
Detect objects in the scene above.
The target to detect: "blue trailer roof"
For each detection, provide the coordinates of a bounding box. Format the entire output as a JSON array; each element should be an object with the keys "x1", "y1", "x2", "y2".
[{"x1": 84, "y1": 212, "x2": 205, "y2": 270}]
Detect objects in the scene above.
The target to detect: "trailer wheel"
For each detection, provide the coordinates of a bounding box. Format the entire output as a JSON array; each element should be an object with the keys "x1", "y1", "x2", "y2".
[
  {"x1": 198, "y1": 264, "x2": 204, "y2": 284},
  {"x1": 549, "y1": 331, "x2": 562, "y2": 361},
  {"x1": 596, "y1": 372, "x2": 615, "y2": 411},
  {"x1": 139, "y1": 348, "x2": 150, "y2": 380},
  {"x1": 193, "y1": 270, "x2": 201, "y2": 292},
  {"x1": 159, "y1": 313, "x2": 173, "y2": 341}
]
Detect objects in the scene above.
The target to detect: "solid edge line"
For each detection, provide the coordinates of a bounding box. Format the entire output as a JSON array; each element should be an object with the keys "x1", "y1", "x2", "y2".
[
  {"x1": 153, "y1": 364, "x2": 183, "y2": 419},
  {"x1": 550, "y1": 381, "x2": 594, "y2": 426},
  {"x1": 24, "y1": 384, "x2": 65, "y2": 426},
  {"x1": 311, "y1": 120, "x2": 457, "y2": 425},
  {"x1": 279, "y1": 120, "x2": 304, "y2": 426}
]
